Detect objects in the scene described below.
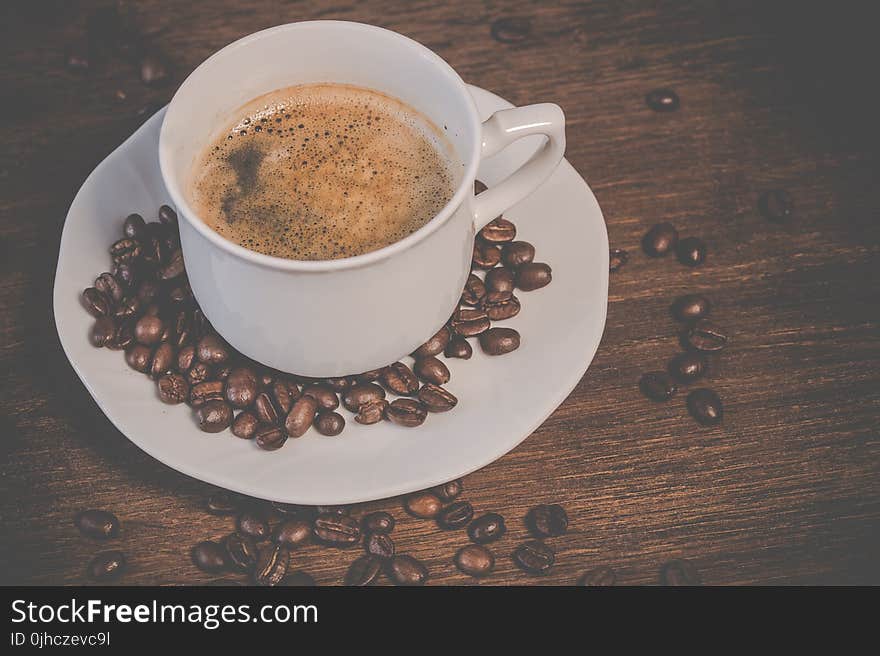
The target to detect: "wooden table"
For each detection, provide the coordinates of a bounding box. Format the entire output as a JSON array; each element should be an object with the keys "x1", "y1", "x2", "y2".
[{"x1": 1, "y1": 0, "x2": 878, "y2": 586}]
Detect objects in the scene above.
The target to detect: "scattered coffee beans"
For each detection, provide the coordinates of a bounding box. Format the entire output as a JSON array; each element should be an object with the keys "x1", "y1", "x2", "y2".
[
  {"x1": 671, "y1": 294, "x2": 711, "y2": 322},
  {"x1": 236, "y1": 510, "x2": 270, "y2": 542},
  {"x1": 437, "y1": 501, "x2": 474, "y2": 529},
  {"x1": 232, "y1": 411, "x2": 258, "y2": 439},
  {"x1": 75, "y1": 510, "x2": 120, "y2": 540},
  {"x1": 501, "y1": 241, "x2": 535, "y2": 268},
  {"x1": 479, "y1": 327, "x2": 520, "y2": 355},
  {"x1": 362, "y1": 511, "x2": 395, "y2": 534},
  {"x1": 527, "y1": 504, "x2": 568, "y2": 537},
  {"x1": 345, "y1": 555, "x2": 382, "y2": 586},
  {"x1": 686, "y1": 388, "x2": 723, "y2": 426},
  {"x1": 642, "y1": 223, "x2": 678, "y2": 256},
  {"x1": 302, "y1": 383, "x2": 339, "y2": 411},
  {"x1": 405, "y1": 492, "x2": 443, "y2": 519},
  {"x1": 314, "y1": 513, "x2": 361, "y2": 546},
  {"x1": 455, "y1": 544, "x2": 495, "y2": 577},
  {"x1": 253, "y1": 545, "x2": 289, "y2": 586},
  {"x1": 485, "y1": 266, "x2": 516, "y2": 294},
  {"x1": 516, "y1": 262, "x2": 552, "y2": 291},
  {"x1": 273, "y1": 519, "x2": 312, "y2": 548},
  {"x1": 468, "y1": 513, "x2": 506, "y2": 543},
  {"x1": 314, "y1": 411, "x2": 345, "y2": 436},
  {"x1": 412, "y1": 325, "x2": 451, "y2": 357},
  {"x1": 285, "y1": 396, "x2": 318, "y2": 438},
  {"x1": 224, "y1": 533, "x2": 258, "y2": 572},
  {"x1": 668, "y1": 351, "x2": 708, "y2": 383},
  {"x1": 444, "y1": 336, "x2": 472, "y2": 359},
  {"x1": 639, "y1": 371, "x2": 678, "y2": 401},
  {"x1": 88, "y1": 551, "x2": 126, "y2": 580},
  {"x1": 382, "y1": 362, "x2": 420, "y2": 395},
  {"x1": 206, "y1": 491, "x2": 241, "y2": 515},
  {"x1": 676, "y1": 236, "x2": 706, "y2": 266},
  {"x1": 479, "y1": 217, "x2": 517, "y2": 243},
  {"x1": 432, "y1": 479, "x2": 462, "y2": 502},
  {"x1": 513, "y1": 540, "x2": 555, "y2": 574},
  {"x1": 413, "y1": 356, "x2": 450, "y2": 385},
  {"x1": 418, "y1": 384, "x2": 458, "y2": 412},
  {"x1": 192, "y1": 541, "x2": 227, "y2": 573},
  {"x1": 609, "y1": 248, "x2": 628, "y2": 272},
  {"x1": 473, "y1": 241, "x2": 502, "y2": 269},
  {"x1": 365, "y1": 532, "x2": 395, "y2": 559},
  {"x1": 386, "y1": 555, "x2": 428, "y2": 586},
  {"x1": 386, "y1": 398, "x2": 428, "y2": 427},
  {"x1": 684, "y1": 319, "x2": 729, "y2": 352},
  {"x1": 646, "y1": 88, "x2": 680, "y2": 112}
]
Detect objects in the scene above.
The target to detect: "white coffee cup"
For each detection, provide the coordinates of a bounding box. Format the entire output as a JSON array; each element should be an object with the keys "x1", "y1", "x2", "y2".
[{"x1": 159, "y1": 21, "x2": 565, "y2": 377}]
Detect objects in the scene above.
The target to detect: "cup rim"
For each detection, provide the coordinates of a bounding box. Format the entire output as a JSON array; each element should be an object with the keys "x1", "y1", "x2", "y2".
[{"x1": 159, "y1": 20, "x2": 482, "y2": 272}]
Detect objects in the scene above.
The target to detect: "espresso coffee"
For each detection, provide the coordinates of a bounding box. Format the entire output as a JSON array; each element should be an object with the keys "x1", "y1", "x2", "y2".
[{"x1": 189, "y1": 84, "x2": 458, "y2": 260}]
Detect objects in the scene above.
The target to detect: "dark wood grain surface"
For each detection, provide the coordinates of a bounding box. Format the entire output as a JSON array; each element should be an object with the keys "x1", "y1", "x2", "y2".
[{"x1": 1, "y1": 0, "x2": 878, "y2": 586}]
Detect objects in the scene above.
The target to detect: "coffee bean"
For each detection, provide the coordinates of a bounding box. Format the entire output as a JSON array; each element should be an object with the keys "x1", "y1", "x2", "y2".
[
  {"x1": 527, "y1": 504, "x2": 568, "y2": 537},
  {"x1": 82, "y1": 287, "x2": 111, "y2": 317},
  {"x1": 363, "y1": 511, "x2": 395, "y2": 534},
  {"x1": 479, "y1": 217, "x2": 517, "y2": 243},
  {"x1": 302, "y1": 383, "x2": 339, "y2": 411},
  {"x1": 254, "y1": 391, "x2": 280, "y2": 425},
  {"x1": 485, "y1": 267, "x2": 516, "y2": 294},
  {"x1": 190, "y1": 380, "x2": 224, "y2": 407},
  {"x1": 687, "y1": 388, "x2": 723, "y2": 426},
  {"x1": 314, "y1": 512, "x2": 361, "y2": 546},
  {"x1": 671, "y1": 294, "x2": 711, "y2": 322},
  {"x1": 134, "y1": 315, "x2": 164, "y2": 345},
  {"x1": 642, "y1": 223, "x2": 678, "y2": 256},
  {"x1": 253, "y1": 545, "x2": 289, "y2": 586},
  {"x1": 405, "y1": 492, "x2": 442, "y2": 518},
  {"x1": 501, "y1": 241, "x2": 535, "y2": 268},
  {"x1": 468, "y1": 513, "x2": 506, "y2": 544},
  {"x1": 123, "y1": 213, "x2": 147, "y2": 239},
  {"x1": 196, "y1": 400, "x2": 233, "y2": 433},
  {"x1": 110, "y1": 319, "x2": 135, "y2": 350},
  {"x1": 516, "y1": 262, "x2": 552, "y2": 291},
  {"x1": 91, "y1": 316, "x2": 117, "y2": 347},
  {"x1": 114, "y1": 295, "x2": 141, "y2": 319},
  {"x1": 758, "y1": 189, "x2": 793, "y2": 222},
  {"x1": 482, "y1": 290, "x2": 521, "y2": 320},
  {"x1": 314, "y1": 411, "x2": 345, "y2": 436},
  {"x1": 186, "y1": 362, "x2": 212, "y2": 386},
  {"x1": 159, "y1": 204, "x2": 178, "y2": 226},
  {"x1": 432, "y1": 479, "x2": 463, "y2": 502},
  {"x1": 284, "y1": 570, "x2": 316, "y2": 586},
  {"x1": 386, "y1": 398, "x2": 428, "y2": 427},
  {"x1": 513, "y1": 540, "x2": 555, "y2": 575},
  {"x1": 676, "y1": 236, "x2": 706, "y2": 267},
  {"x1": 113, "y1": 262, "x2": 137, "y2": 289},
  {"x1": 661, "y1": 559, "x2": 702, "y2": 585},
  {"x1": 382, "y1": 362, "x2": 420, "y2": 395},
  {"x1": 232, "y1": 411, "x2": 259, "y2": 439},
  {"x1": 668, "y1": 352, "x2": 708, "y2": 383},
  {"x1": 125, "y1": 344, "x2": 152, "y2": 373},
  {"x1": 479, "y1": 327, "x2": 520, "y2": 355},
  {"x1": 324, "y1": 377, "x2": 353, "y2": 392},
  {"x1": 236, "y1": 510, "x2": 270, "y2": 542},
  {"x1": 157, "y1": 372, "x2": 189, "y2": 404},
  {"x1": 139, "y1": 53, "x2": 168, "y2": 85},
  {"x1": 158, "y1": 249, "x2": 183, "y2": 281},
  {"x1": 192, "y1": 541, "x2": 227, "y2": 573},
  {"x1": 450, "y1": 307, "x2": 490, "y2": 337},
  {"x1": 413, "y1": 356, "x2": 450, "y2": 385},
  {"x1": 255, "y1": 423, "x2": 287, "y2": 450},
  {"x1": 285, "y1": 395, "x2": 318, "y2": 438},
  {"x1": 206, "y1": 491, "x2": 241, "y2": 515},
  {"x1": 315, "y1": 505, "x2": 351, "y2": 516},
  {"x1": 224, "y1": 367, "x2": 257, "y2": 408},
  {"x1": 110, "y1": 238, "x2": 141, "y2": 264},
  {"x1": 272, "y1": 381, "x2": 298, "y2": 414},
  {"x1": 355, "y1": 368, "x2": 385, "y2": 383},
  {"x1": 341, "y1": 383, "x2": 386, "y2": 413},
  {"x1": 365, "y1": 532, "x2": 395, "y2": 559},
  {"x1": 75, "y1": 510, "x2": 120, "y2": 540},
  {"x1": 345, "y1": 555, "x2": 382, "y2": 586},
  {"x1": 418, "y1": 384, "x2": 458, "y2": 413},
  {"x1": 438, "y1": 501, "x2": 474, "y2": 529},
  {"x1": 354, "y1": 399, "x2": 388, "y2": 425},
  {"x1": 136, "y1": 279, "x2": 160, "y2": 305},
  {"x1": 684, "y1": 319, "x2": 728, "y2": 352},
  {"x1": 578, "y1": 566, "x2": 616, "y2": 586},
  {"x1": 94, "y1": 273, "x2": 123, "y2": 302},
  {"x1": 639, "y1": 371, "x2": 677, "y2": 401},
  {"x1": 273, "y1": 519, "x2": 312, "y2": 548},
  {"x1": 472, "y1": 241, "x2": 502, "y2": 269},
  {"x1": 646, "y1": 88, "x2": 680, "y2": 112},
  {"x1": 87, "y1": 551, "x2": 126, "y2": 580},
  {"x1": 150, "y1": 342, "x2": 175, "y2": 379},
  {"x1": 444, "y1": 336, "x2": 472, "y2": 359},
  {"x1": 609, "y1": 248, "x2": 629, "y2": 272},
  {"x1": 460, "y1": 274, "x2": 487, "y2": 307},
  {"x1": 197, "y1": 334, "x2": 229, "y2": 364},
  {"x1": 455, "y1": 544, "x2": 495, "y2": 577},
  {"x1": 386, "y1": 555, "x2": 428, "y2": 586},
  {"x1": 224, "y1": 533, "x2": 259, "y2": 572}
]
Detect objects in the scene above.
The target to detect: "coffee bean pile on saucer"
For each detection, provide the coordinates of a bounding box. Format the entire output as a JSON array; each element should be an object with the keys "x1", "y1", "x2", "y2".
[{"x1": 80, "y1": 190, "x2": 552, "y2": 445}]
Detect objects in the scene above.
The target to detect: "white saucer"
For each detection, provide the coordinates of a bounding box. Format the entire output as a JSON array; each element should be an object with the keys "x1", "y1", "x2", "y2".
[{"x1": 53, "y1": 85, "x2": 608, "y2": 504}]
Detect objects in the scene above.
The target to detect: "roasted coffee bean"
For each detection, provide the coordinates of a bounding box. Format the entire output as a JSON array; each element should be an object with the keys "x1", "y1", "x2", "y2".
[
  {"x1": 315, "y1": 505, "x2": 351, "y2": 516},
  {"x1": 386, "y1": 555, "x2": 428, "y2": 586},
  {"x1": 303, "y1": 383, "x2": 339, "y2": 411},
  {"x1": 345, "y1": 555, "x2": 382, "y2": 586},
  {"x1": 123, "y1": 213, "x2": 147, "y2": 239},
  {"x1": 314, "y1": 411, "x2": 345, "y2": 436},
  {"x1": 433, "y1": 479, "x2": 462, "y2": 502},
  {"x1": 196, "y1": 400, "x2": 233, "y2": 433},
  {"x1": 110, "y1": 319, "x2": 135, "y2": 350},
  {"x1": 253, "y1": 545, "x2": 289, "y2": 586},
  {"x1": 232, "y1": 411, "x2": 259, "y2": 439},
  {"x1": 386, "y1": 398, "x2": 428, "y2": 427},
  {"x1": 513, "y1": 540, "x2": 555, "y2": 574},
  {"x1": 150, "y1": 342, "x2": 174, "y2": 379},
  {"x1": 661, "y1": 559, "x2": 702, "y2": 585},
  {"x1": 285, "y1": 396, "x2": 318, "y2": 438},
  {"x1": 501, "y1": 241, "x2": 535, "y2": 269},
  {"x1": 95, "y1": 272, "x2": 124, "y2": 302},
  {"x1": 136, "y1": 279, "x2": 160, "y2": 305},
  {"x1": 324, "y1": 377, "x2": 353, "y2": 392},
  {"x1": 236, "y1": 510, "x2": 270, "y2": 542},
  {"x1": 687, "y1": 388, "x2": 723, "y2": 426},
  {"x1": 355, "y1": 399, "x2": 388, "y2": 425},
  {"x1": 609, "y1": 248, "x2": 629, "y2": 272},
  {"x1": 224, "y1": 367, "x2": 257, "y2": 408},
  {"x1": 159, "y1": 204, "x2": 178, "y2": 226},
  {"x1": 639, "y1": 371, "x2": 677, "y2": 401},
  {"x1": 125, "y1": 344, "x2": 152, "y2": 373},
  {"x1": 418, "y1": 384, "x2": 458, "y2": 413},
  {"x1": 192, "y1": 541, "x2": 227, "y2": 573},
  {"x1": 444, "y1": 336, "x2": 472, "y2": 359},
  {"x1": 758, "y1": 189, "x2": 793, "y2": 222},
  {"x1": 75, "y1": 510, "x2": 120, "y2": 540},
  {"x1": 472, "y1": 241, "x2": 502, "y2": 269},
  {"x1": 365, "y1": 532, "x2": 395, "y2": 559},
  {"x1": 272, "y1": 380, "x2": 298, "y2": 414},
  {"x1": 355, "y1": 368, "x2": 385, "y2": 383},
  {"x1": 274, "y1": 519, "x2": 312, "y2": 548},
  {"x1": 468, "y1": 512, "x2": 506, "y2": 544},
  {"x1": 479, "y1": 217, "x2": 517, "y2": 243},
  {"x1": 671, "y1": 294, "x2": 711, "y2": 322},
  {"x1": 646, "y1": 87, "x2": 680, "y2": 112},
  {"x1": 157, "y1": 372, "x2": 189, "y2": 404},
  {"x1": 110, "y1": 238, "x2": 142, "y2": 264},
  {"x1": 190, "y1": 381, "x2": 224, "y2": 407},
  {"x1": 413, "y1": 356, "x2": 450, "y2": 385},
  {"x1": 642, "y1": 223, "x2": 678, "y2": 256},
  {"x1": 112, "y1": 262, "x2": 137, "y2": 289},
  {"x1": 284, "y1": 570, "x2": 316, "y2": 586},
  {"x1": 192, "y1": 308, "x2": 212, "y2": 338},
  {"x1": 254, "y1": 391, "x2": 280, "y2": 425},
  {"x1": 113, "y1": 295, "x2": 140, "y2": 319},
  {"x1": 676, "y1": 236, "x2": 706, "y2": 267},
  {"x1": 405, "y1": 492, "x2": 442, "y2": 519},
  {"x1": 485, "y1": 266, "x2": 516, "y2": 294},
  {"x1": 82, "y1": 287, "x2": 111, "y2": 317},
  {"x1": 206, "y1": 491, "x2": 241, "y2": 515},
  {"x1": 684, "y1": 319, "x2": 728, "y2": 352},
  {"x1": 341, "y1": 383, "x2": 386, "y2": 413},
  {"x1": 578, "y1": 566, "x2": 617, "y2": 586},
  {"x1": 527, "y1": 504, "x2": 569, "y2": 537},
  {"x1": 460, "y1": 274, "x2": 487, "y2": 307},
  {"x1": 224, "y1": 533, "x2": 259, "y2": 572},
  {"x1": 255, "y1": 423, "x2": 287, "y2": 450},
  {"x1": 159, "y1": 248, "x2": 184, "y2": 280},
  {"x1": 363, "y1": 511, "x2": 395, "y2": 534},
  {"x1": 516, "y1": 262, "x2": 552, "y2": 291},
  {"x1": 134, "y1": 315, "x2": 163, "y2": 345},
  {"x1": 171, "y1": 311, "x2": 191, "y2": 349},
  {"x1": 455, "y1": 545, "x2": 495, "y2": 577},
  {"x1": 668, "y1": 351, "x2": 708, "y2": 383},
  {"x1": 479, "y1": 327, "x2": 520, "y2": 355},
  {"x1": 314, "y1": 512, "x2": 361, "y2": 546},
  {"x1": 482, "y1": 290, "x2": 521, "y2": 320},
  {"x1": 91, "y1": 316, "x2": 117, "y2": 347},
  {"x1": 186, "y1": 362, "x2": 212, "y2": 386},
  {"x1": 412, "y1": 325, "x2": 452, "y2": 358},
  {"x1": 215, "y1": 365, "x2": 232, "y2": 381},
  {"x1": 88, "y1": 551, "x2": 126, "y2": 580},
  {"x1": 197, "y1": 334, "x2": 230, "y2": 364},
  {"x1": 450, "y1": 308, "x2": 490, "y2": 337},
  {"x1": 438, "y1": 501, "x2": 474, "y2": 529},
  {"x1": 382, "y1": 362, "x2": 420, "y2": 395}
]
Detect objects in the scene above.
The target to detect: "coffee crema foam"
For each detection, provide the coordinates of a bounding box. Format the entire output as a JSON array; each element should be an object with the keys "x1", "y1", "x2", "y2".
[{"x1": 188, "y1": 84, "x2": 459, "y2": 260}]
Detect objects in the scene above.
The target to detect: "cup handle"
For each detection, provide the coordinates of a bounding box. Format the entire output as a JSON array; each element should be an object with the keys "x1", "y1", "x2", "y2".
[{"x1": 473, "y1": 103, "x2": 566, "y2": 230}]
